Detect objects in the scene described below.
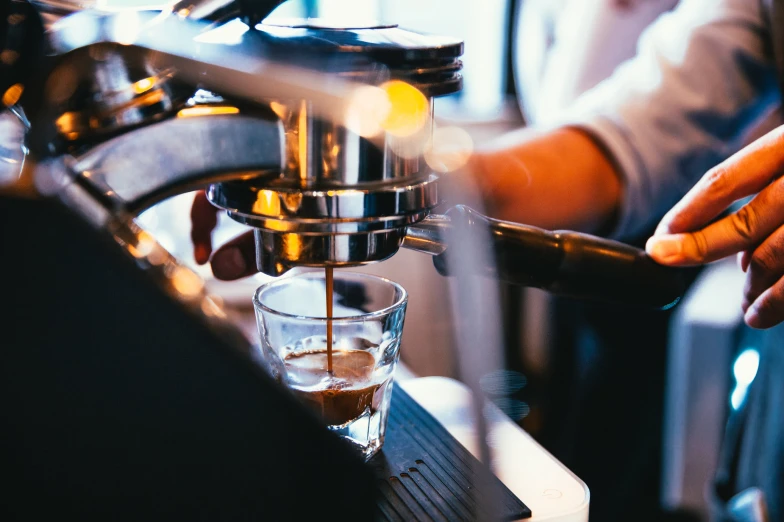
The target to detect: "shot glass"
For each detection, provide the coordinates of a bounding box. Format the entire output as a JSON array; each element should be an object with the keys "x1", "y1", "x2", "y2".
[{"x1": 253, "y1": 271, "x2": 407, "y2": 461}]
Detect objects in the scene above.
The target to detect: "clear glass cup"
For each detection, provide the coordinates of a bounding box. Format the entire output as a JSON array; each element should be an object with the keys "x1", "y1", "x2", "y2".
[{"x1": 253, "y1": 271, "x2": 407, "y2": 461}]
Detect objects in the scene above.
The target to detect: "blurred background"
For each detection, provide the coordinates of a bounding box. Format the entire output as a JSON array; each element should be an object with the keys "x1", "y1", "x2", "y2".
[{"x1": 102, "y1": 1, "x2": 763, "y2": 520}]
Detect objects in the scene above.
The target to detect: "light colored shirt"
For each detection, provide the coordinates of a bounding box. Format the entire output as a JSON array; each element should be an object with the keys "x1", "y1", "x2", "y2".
[
  {"x1": 554, "y1": 0, "x2": 781, "y2": 239},
  {"x1": 516, "y1": 0, "x2": 679, "y2": 125}
]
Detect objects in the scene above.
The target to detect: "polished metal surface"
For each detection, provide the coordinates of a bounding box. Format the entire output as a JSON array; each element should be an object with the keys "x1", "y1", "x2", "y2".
[
  {"x1": 255, "y1": 17, "x2": 463, "y2": 97},
  {"x1": 46, "y1": 53, "x2": 179, "y2": 147},
  {"x1": 209, "y1": 174, "x2": 438, "y2": 226},
  {"x1": 272, "y1": 99, "x2": 428, "y2": 187},
  {"x1": 401, "y1": 214, "x2": 450, "y2": 256},
  {"x1": 213, "y1": 173, "x2": 440, "y2": 274},
  {"x1": 0, "y1": 110, "x2": 27, "y2": 187},
  {"x1": 69, "y1": 112, "x2": 283, "y2": 213},
  {"x1": 249, "y1": 211, "x2": 453, "y2": 275},
  {"x1": 32, "y1": 10, "x2": 400, "y2": 155},
  {"x1": 25, "y1": 5, "x2": 462, "y2": 275},
  {"x1": 31, "y1": 0, "x2": 171, "y2": 29},
  {"x1": 31, "y1": 0, "x2": 94, "y2": 16},
  {"x1": 254, "y1": 227, "x2": 407, "y2": 274},
  {"x1": 32, "y1": 0, "x2": 165, "y2": 12},
  {"x1": 263, "y1": 18, "x2": 397, "y2": 30}
]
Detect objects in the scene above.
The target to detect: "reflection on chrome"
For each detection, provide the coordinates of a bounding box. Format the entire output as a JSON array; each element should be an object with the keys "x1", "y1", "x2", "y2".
[
  {"x1": 176, "y1": 106, "x2": 240, "y2": 118},
  {"x1": 192, "y1": 17, "x2": 248, "y2": 44},
  {"x1": 127, "y1": 230, "x2": 155, "y2": 258},
  {"x1": 112, "y1": 9, "x2": 142, "y2": 45},
  {"x1": 424, "y1": 125, "x2": 474, "y2": 173},
  {"x1": 379, "y1": 80, "x2": 429, "y2": 138},
  {"x1": 0, "y1": 109, "x2": 26, "y2": 187},
  {"x1": 344, "y1": 85, "x2": 392, "y2": 138}
]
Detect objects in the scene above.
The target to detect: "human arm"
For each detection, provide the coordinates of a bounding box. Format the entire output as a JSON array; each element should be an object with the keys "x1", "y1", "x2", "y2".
[{"x1": 466, "y1": 127, "x2": 622, "y2": 234}]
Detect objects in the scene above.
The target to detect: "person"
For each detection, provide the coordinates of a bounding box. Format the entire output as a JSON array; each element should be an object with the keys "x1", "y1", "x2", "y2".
[
  {"x1": 193, "y1": 0, "x2": 784, "y2": 519},
  {"x1": 517, "y1": 2, "x2": 688, "y2": 519}
]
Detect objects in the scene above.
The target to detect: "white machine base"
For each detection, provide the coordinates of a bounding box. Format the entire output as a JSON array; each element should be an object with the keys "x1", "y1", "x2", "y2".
[{"x1": 400, "y1": 377, "x2": 590, "y2": 522}]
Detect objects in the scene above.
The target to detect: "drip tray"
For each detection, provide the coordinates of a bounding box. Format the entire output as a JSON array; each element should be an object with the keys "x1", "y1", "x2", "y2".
[{"x1": 368, "y1": 387, "x2": 532, "y2": 521}]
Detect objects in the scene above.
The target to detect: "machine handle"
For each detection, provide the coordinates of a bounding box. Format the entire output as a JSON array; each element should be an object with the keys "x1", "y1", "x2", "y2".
[{"x1": 422, "y1": 206, "x2": 685, "y2": 310}]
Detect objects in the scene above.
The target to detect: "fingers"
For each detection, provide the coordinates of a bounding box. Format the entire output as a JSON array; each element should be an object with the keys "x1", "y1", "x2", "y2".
[
  {"x1": 745, "y1": 274, "x2": 784, "y2": 329},
  {"x1": 192, "y1": 191, "x2": 259, "y2": 280},
  {"x1": 647, "y1": 176, "x2": 784, "y2": 266},
  {"x1": 656, "y1": 126, "x2": 784, "y2": 236},
  {"x1": 191, "y1": 191, "x2": 219, "y2": 264},
  {"x1": 741, "y1": 223, "x2": 784, "y2": 313},
  {"x1": 210, "y1": 231, "x2": 258, "y2": 280},
  {"x1": 648, "y1": 125, "x2": 784, "y2": 328}
]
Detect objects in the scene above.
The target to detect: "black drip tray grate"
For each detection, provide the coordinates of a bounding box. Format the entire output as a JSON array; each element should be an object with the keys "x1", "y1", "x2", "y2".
[{"x1": 368, "y1": 386, "x2": 532, "y2": 521}]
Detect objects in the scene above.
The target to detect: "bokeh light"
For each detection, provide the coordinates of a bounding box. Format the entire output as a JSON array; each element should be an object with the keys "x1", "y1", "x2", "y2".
[
  {"x1": 344, "y1": 85, "x2": 392, "y2": 138},
  {"x1": 424, "y1": 125, "x2": 474, "y2": 172},
  {"x1": 170, "y1": 266, "x2": 204, "y2": 297},
  {"x1": 177, "y1": 106, "x2": 240, "y2": 118},
  {"x1": 379, "y1": 80, "x2": 429, "y2": 138},
  {"x1": 730, "y1": 347, "x2": 760, "y2": 410}
]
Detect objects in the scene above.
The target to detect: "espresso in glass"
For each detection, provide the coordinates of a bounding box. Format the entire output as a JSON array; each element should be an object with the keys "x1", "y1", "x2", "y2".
[
  {"x1": 284, "y1": 348, "x2": 384, "y2": 425},
  {"x1": 254, "y1": 271, "x2": 407, "y2": 460}
]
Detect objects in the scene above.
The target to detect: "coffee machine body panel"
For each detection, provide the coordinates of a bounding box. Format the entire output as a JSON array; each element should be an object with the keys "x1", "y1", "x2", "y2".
[{"x1": 0, "y1": 196, "x2": 378, "y2": 521}]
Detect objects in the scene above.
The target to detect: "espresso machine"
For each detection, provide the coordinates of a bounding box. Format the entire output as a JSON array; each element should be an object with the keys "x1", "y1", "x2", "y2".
[
  {"x1": 3, "y1": 0, "x2": 684, "y2": 306},
  {"x1": 0, "y1": 0, "x2": 683, "y2": 519}
]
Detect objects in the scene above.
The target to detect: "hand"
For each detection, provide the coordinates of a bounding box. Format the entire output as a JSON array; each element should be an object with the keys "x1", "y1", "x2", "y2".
[
  {"x1": 190, "y1": 191, "x2": 258, "y2": 280},
  {"x1": 646, "y1": 126, "x2": 784, "y2": 329}
]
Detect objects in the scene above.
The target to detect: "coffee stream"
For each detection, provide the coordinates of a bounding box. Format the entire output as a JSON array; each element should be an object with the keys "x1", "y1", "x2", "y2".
[
  {"x1": 281, "y1": 267, "x2": 387, "y2": 426},
  {"x1": 326, "y1": 266, "x2": 334, "y2": 374}
]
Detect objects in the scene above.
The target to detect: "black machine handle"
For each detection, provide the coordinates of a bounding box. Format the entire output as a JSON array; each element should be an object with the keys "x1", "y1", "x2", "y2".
[{"x1": 429, "y1": 206, "x2": 685, "y2": 310}]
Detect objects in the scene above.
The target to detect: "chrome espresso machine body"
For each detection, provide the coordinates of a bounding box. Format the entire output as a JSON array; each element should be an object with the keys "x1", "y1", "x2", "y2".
[
  {"x1": 19, "y1": 0, "x2": 460, "y2": 268},
  {"x1": 203, "y1": 17, "x2": 462, "y2": 274}
]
